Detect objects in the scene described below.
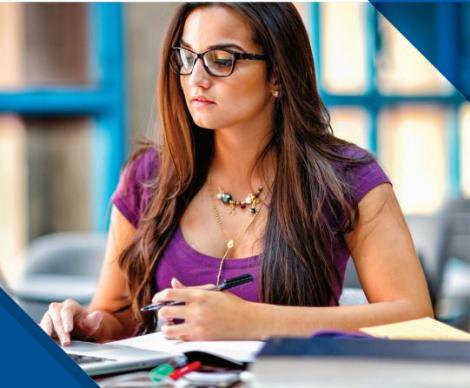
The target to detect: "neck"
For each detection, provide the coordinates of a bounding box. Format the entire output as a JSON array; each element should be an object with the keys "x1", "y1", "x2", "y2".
[{"x1": 210, "y1": 121, "x2": 275, "y2": 193}]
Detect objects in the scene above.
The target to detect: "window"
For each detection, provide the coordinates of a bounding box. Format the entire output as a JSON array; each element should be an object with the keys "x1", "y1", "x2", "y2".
[
  {"x1": 0, "y1": 3, "x2": 126, "y2": 281},
  {"x1": 312, "y1": 3, "x2": 467, "y2": 214}
]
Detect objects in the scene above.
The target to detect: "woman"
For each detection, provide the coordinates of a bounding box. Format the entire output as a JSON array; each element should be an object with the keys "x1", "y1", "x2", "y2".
[{"x1": 40, "y1": 2, "x2": 432, "y2": 345}]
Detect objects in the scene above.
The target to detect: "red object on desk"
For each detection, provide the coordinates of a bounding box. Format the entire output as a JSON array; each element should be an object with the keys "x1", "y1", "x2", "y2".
[{"x1": 169, "y1": 361, "x2": 202, "y2": 380}]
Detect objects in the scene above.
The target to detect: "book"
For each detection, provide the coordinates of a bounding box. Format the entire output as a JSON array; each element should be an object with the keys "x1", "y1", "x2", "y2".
[
  {"x1": 250, "y1": 337, "x2": 470, "y2": 387},
  {"x1": 256, "y1": 337, "x2": 470, "y2": 363},
  {"x1": 250, "y1": 318, "x2": 470, "y2": 387}
]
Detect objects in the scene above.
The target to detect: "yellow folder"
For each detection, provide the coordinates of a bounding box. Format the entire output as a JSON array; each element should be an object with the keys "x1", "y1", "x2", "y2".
[{"x1": 360, "y1": 317, "x2": 470, "y2": 341}]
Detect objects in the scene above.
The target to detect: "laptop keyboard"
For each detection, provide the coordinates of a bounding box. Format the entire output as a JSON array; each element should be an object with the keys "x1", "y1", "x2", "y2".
[{"x1": 68, "y1": 353, "x2": 116, "y2": 365}]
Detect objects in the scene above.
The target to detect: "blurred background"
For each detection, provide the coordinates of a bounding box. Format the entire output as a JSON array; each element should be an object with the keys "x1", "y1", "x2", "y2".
[{"x1": 0, "y1": 3, "x2": 469, "y2": 330}]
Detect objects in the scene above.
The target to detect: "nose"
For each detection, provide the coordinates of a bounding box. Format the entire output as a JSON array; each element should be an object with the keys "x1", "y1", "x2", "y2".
[{"x1": 188, "y1": 57, "x2": 211, "y2": 88}]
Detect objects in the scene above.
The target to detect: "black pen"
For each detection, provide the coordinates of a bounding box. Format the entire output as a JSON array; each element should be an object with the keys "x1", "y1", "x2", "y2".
[{"x1": 140, "y1": 273, "x2": 254, "y2": 312}]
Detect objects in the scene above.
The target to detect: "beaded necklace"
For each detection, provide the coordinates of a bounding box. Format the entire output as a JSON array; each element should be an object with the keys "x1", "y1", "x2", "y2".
[
  {"x1": 215, "y1": 185, "x2": 263, "y2": 215},
  {"x1": 207, "y1": 181, "x2": 262, "y2": 285}
]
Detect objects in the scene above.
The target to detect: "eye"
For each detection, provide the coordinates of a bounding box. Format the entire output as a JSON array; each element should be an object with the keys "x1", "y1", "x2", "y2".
[
  {"x1": 206, "y1": 50, "x2": 234, "y2": 68},
  {"x1": 214, "y1": 58, "x2": 233, "y2": 67},
  {"x1": 180, "y1": 50, "x2": 194, "y2": 67}
]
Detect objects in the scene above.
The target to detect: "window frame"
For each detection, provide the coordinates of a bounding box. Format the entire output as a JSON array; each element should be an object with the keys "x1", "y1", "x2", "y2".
[{"x1": 0, "y1": 3, "x2": 127, "y2": 231}]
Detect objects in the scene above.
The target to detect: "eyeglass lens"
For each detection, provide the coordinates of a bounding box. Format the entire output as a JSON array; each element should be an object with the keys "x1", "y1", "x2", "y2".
[{"x1": 171, "y1": 48, "x2": 234, "y2": 76}]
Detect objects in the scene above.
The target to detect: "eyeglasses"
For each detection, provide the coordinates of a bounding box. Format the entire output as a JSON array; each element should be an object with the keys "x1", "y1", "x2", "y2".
[{"x1": 170, "y1": 46, "x2": 267, "y2": 77}]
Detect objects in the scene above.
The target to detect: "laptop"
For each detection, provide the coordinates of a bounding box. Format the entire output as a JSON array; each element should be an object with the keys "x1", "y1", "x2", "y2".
[
  {"x1": 61, "y1": 340, "x2": 182, "y2": 376},
  {"x1": 0, "y1": 265, "x2": 177, "y2": 376}
]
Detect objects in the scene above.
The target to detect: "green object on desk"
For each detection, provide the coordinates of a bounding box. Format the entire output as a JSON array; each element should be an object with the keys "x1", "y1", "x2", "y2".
[{"x1": 149, "y1": 363, "x2": 174, "y2": 382}]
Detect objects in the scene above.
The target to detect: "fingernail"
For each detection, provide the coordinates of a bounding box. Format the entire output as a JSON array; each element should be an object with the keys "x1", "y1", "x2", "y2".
[
  {"x1": 90, "y1": 310, "x2": 102, "y2": 322},
  {"x1": 92, "y1": 317, "x2": 101, "y2": 330}
]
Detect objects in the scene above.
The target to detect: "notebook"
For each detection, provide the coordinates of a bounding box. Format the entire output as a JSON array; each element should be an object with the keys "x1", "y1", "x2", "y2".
[{"x1": 112, "y1": 331, "x2": 264, "y2": 364}]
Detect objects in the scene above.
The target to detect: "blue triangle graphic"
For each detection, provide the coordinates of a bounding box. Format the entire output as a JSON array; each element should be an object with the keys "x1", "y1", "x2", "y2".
[
  {"x1": 370, "y1": 1, "x2": 470, "y2": 101},
  {"x1": 0, "y1": 288, "x2": 97, "y2": 387}
]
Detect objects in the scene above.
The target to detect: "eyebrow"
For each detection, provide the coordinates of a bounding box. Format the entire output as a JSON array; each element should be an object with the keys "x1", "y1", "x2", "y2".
[{"x1": 180, "y1": 39, "x2": 245, "y2": 52}]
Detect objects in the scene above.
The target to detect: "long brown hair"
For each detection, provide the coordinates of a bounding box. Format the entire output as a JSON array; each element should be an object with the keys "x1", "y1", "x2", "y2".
[{"x1": 119, "y1": 2, "x2": 370, "y2": 334}]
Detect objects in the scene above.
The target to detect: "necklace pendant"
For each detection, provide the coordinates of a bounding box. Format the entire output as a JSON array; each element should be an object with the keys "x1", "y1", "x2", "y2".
[{"x1": 227, "y1": 239, "x2": 234, "y2": 249}]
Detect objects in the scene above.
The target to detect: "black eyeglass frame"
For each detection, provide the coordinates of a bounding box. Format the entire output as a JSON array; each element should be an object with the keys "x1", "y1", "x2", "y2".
[{"x1": 170, "y1": 46, "x2": 267, "y2": 77}]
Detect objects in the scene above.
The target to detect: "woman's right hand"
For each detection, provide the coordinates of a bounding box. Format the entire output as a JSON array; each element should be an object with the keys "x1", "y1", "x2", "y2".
[{"x1": 39, "y1": 299, "x2": 103, "y2": 346}]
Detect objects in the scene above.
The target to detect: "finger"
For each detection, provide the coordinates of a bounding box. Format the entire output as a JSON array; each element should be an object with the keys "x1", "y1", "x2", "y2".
[
  {"x1": 158, "y1": 305, "x2": 187, "y2": 321},
  {"x1": 171, "y1": 278, "x2": 215, "y2": 291},
  {"x1": 39, "y1": 313, "x2": 53, "y2": 336},
  {"x1": 196, "y1": 283, "x2": 215, "y2": 290},
  {"x1": 48, "y1": 303, "x2": 71, "y2": 346},
  {"x1": 60, "y1": 300, "x2": 80, "y2": 333},
  {"x1": 171, "y1": 278, "x2": 184, "y2": 288},
  {"x1": 161, "y1": 322, "x2": 192, "y2": 341},
  {"x1": 151, "y1": 288, "x2": 193, "y2": 305},
  {"x1": 79, "y1": 311, "x2": 103, "y2": 335}
]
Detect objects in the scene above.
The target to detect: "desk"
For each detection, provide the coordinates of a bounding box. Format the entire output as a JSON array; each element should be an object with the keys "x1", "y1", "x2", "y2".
[
  {"x1": 88, "y1": 319, "x2": 470, "y2": 387},
  {"x1": 93, "y1": 361, "x2": 470, "y2": 388}
]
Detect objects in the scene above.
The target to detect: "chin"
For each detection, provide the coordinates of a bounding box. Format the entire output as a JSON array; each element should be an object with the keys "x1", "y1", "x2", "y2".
[{"x1": 192, "y1": 115, "x2": 230, "y2": 130}]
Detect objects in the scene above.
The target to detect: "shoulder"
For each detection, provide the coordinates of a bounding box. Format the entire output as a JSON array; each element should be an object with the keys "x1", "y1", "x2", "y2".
[
  {"x1": 117, "y1": 146, "x2": 160, "y2": 197},
  {"x1": 333, "y1": 144, "x2": 391, "y2": 205},
  {"x1": 111, "y1": 146, "x2": 160, "y2": 228}
]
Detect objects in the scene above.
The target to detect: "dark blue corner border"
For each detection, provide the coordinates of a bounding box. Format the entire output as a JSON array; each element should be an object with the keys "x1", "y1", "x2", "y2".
[
  {"x1": 370, "y1": 0, "x2": 470, "y2": 101},
  {"x1": 0, "y1": 289, "x2": 97, "y2": 387}
]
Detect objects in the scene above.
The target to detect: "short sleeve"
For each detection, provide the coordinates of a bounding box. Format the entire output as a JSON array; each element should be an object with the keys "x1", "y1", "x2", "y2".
[
  {"x1": 111, "y1": 148, "x2": 159, "y2": 228},
  {"x1": 340, "y1": 146, "x2": 392, "y2": 205}
]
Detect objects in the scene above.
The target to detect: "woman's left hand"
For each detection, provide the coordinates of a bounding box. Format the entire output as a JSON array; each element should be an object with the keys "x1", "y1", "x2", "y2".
[{"x1": 152, "y1": 278, "x2": 254, "y2": 341}]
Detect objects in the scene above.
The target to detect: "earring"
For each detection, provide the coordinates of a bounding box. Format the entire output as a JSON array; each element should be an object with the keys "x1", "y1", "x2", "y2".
[{"x1": 272, "y1": 90, "x2": 280, "y2": 98}]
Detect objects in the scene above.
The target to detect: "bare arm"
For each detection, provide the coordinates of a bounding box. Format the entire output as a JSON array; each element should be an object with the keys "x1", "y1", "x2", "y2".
[
  {"x1": 40, "y1": 205, "x2": 139, "y2": 345},
  {"x1": 248, "y1": 183, "x2": 433, "y2": 338},
  {"x1": 86, "y1": 206, "x2": 139, "y2": 342}
]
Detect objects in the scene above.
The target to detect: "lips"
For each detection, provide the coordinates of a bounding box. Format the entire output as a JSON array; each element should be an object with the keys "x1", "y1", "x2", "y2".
[{"x1": 191, "y1": 96, "x2": 215, "y2": 104}]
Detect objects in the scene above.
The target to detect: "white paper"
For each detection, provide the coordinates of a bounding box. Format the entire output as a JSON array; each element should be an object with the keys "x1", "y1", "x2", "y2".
[{"x1": 112, "y1": 331, "x2": 264, "y2": 362}]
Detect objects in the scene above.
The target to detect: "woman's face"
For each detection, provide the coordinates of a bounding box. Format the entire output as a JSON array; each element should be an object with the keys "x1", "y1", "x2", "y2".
[{"x1": 179, "y1": 6, "x2": 275, "y2": 131}]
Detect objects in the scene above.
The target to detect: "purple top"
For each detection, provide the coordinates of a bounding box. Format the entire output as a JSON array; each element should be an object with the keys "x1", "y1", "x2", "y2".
[{"x1": 111, "y1": 146, "x2": 391, "y2": 305}]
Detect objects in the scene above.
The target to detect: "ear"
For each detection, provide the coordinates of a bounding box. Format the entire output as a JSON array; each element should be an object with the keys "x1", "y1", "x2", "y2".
[
  {"x1": 269, "y1": 71, "x2": 281, "y2": 97},
  {"x1": 269, "y1": 71, "x2": 279, "y2": 89}
]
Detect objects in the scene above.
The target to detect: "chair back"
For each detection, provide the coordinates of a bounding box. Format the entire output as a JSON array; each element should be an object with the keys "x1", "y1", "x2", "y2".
[{"x1": 24, "y1": 232, "x2": 107, "y2": 278}]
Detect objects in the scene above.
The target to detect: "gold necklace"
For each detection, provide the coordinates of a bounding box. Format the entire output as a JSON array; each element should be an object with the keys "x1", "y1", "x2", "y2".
[{"x1": 207, "y1": 184, "x2": 261, "y2": 286}]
